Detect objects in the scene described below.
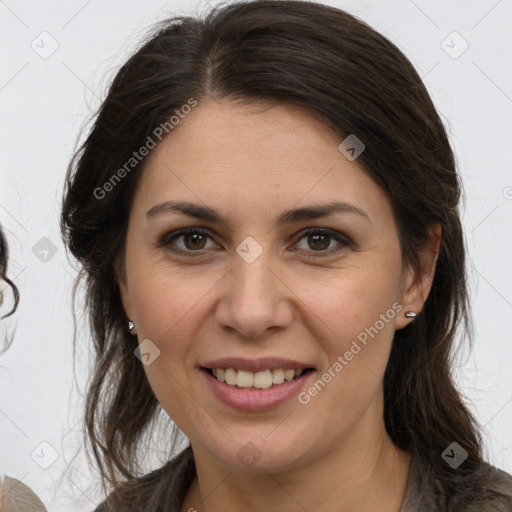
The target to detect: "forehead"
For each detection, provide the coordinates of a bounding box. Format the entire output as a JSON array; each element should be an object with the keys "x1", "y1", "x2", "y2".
[
  {"x1": 150, "y1": 99, "x2": 341, "y2": 166},
  {"x1": 132, "y1": 99, "x2": 392, "y2": 226}
]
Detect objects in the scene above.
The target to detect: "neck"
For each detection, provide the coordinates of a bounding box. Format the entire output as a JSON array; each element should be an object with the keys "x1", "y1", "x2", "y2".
[{"x1": 182, "y1": 404, "x2": 412, "y2": 512}]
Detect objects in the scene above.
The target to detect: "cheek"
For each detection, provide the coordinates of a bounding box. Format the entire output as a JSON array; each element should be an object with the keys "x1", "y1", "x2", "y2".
[
  {"x1": 129, "y1": 263, "x2": 220, "y2": 345},
  {"x1": 127, "y1": 265, "x2": 224, "y2": 413},
  {"x1": 128, "y1": 269, "x2": 217, "y2": 431},
  {"x1": 296, "y1": 263, "x2": 401, "y2": 349},
  {"x1": 294, "y1": 265, "x2": 401, "y2": 403}
]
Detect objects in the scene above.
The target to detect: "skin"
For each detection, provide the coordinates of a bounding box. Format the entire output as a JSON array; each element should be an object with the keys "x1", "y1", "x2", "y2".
[{"x1": 119, "y1": 99, "x2": 440, "y2": 512}]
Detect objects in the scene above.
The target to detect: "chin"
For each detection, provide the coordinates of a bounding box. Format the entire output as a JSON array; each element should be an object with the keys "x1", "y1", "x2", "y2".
[{"x1": 197, "y1": 428, "x2": 315, "y2": 474}]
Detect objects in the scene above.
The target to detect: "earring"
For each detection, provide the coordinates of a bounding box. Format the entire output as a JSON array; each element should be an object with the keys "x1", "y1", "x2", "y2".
[
  {"x1": 405, "y1": 311, "x2": 417, "y2": 318},
  {"x1": 128, "y1": 321, "x2": 135, "y2": 333}
]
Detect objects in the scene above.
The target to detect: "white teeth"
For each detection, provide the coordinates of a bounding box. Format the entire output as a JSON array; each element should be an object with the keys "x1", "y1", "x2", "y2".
[
  {"x1": 272, "y1": 369, "x2": 285, "y2": 385},
  {"x1": 253, "y1": 370, "x2": 273, "y2": 389},
  {"x1": 284, "y1": 369, "x2": 295, "y2": 381},
  {"x1": 225, "y1": 368, "x2": 237, "y2": 386},
  {"x1": 210, "y1": 368, "x2": 307, "y2": 388},
  {"x1": 236, "y1": 370, "x2": 254, "y2": 388}
]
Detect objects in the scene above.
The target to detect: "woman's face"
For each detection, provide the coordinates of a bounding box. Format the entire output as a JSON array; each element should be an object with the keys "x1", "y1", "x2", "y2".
[{"x1": 120, "y1": 99, "x2": 427, "y2": 473}]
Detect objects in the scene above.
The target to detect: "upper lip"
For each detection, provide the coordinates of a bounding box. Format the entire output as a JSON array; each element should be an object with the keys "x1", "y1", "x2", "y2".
[{"x1": 201, "y1": 357, "x2": 315, "y2": 372}]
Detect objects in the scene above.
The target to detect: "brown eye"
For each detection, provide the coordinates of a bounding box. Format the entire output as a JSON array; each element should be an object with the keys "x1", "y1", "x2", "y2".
[
  {"x1": 161, "y1": 228, "x2": 216, "y2": 254},
  {"x1": 182, "y1": 232, "x2": 207, "y2": 250},
  {"x1": 307, "y1": 233, "x2": 331, "y2": 251},
  {"x1": 294, "y1": 228, "x2": 349, "y2": 256}
]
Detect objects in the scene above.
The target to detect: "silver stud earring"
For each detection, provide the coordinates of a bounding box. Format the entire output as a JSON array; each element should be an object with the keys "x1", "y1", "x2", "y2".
[
  {"x1": 128, "y1": 321, "x2": 135, "y2": 333},
  {"x1": 405, "y1": 311, "x2": 417, "y2": 318}
]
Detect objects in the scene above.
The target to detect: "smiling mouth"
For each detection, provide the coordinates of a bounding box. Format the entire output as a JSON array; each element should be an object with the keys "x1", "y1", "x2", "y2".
[{"x1": 202, "y1": 367, "x2": 315, "y2": 390}]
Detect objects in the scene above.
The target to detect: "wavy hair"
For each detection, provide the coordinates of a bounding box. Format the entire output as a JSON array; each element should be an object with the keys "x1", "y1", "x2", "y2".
[
  {"x1": 61, "y1": 1, "x2": 494, "y2": 509},
  {"x1": 0, "y1": 225, "x2": 20, "y2": 351}
]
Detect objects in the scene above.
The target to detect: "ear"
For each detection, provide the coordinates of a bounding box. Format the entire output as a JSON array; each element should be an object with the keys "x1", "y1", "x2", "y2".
[
  {"x1": 119, "y1": 279, "x2": 133, "y2": 318},
  {"x1": 395, "y1": 223, "x2": 441, "y2": 330},
  {"x1": 116, "y1": 254, "x2": 135, "y2": 330}
]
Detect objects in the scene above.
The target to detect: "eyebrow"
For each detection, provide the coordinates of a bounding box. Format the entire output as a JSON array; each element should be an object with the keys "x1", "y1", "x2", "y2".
[{"x1": 146, "y1": 199, "x2": 371, "y2": 226}]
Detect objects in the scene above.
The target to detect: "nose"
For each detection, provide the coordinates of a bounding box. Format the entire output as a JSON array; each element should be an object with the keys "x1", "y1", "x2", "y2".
[{"x1": 215, "y1": 247, "x2": 293, "y2": 339}]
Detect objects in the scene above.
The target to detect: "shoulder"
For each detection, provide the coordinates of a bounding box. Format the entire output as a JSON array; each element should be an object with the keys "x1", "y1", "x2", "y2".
[
  {"x1": 1, "y1": 476, "x2": 48, "y2": 511},
  {"x1": 402, "y1": 455, "x2": 512, "y2": 512},
  {"x1": 91, "y1": 445, "x2": 195, "y2": 512},
  {"x1": 467, "y1": 462, "x2": 512, "y2": 511}
]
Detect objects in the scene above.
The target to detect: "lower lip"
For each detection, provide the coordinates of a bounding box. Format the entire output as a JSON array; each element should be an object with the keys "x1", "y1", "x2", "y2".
[{"x1": 201, "y1": 369, "x2": 314, "y2": 412}]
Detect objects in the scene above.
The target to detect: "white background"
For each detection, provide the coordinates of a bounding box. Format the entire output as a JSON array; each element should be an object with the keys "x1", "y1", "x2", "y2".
[{"x1": 1, "y1": 0, "x2": 511, "y2": 510}]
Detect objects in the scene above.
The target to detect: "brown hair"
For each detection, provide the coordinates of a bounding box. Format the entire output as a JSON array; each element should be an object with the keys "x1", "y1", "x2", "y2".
[
  {"x1": 61, "y1": 1, "x2": 497, "y2": 509},
  {"x1": 0, "y1": 225, "x2": 20, "y2": 351}
]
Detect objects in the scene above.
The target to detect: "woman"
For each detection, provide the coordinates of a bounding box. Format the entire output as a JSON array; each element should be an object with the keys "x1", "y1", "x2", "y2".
[{"x1": 60, "y1": 1, "x2": 512, "y2": 510}]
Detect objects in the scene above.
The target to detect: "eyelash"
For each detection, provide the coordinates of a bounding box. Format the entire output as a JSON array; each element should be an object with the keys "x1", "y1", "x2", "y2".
[{"x1": 159, "y1": 227, "x2": 350, "y2": 258}]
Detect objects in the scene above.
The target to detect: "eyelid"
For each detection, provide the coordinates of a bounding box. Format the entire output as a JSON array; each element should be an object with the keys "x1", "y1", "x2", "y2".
[
  {"x1": 159, "y1": 226, "x2": 351, "y2": 256},
  {"x1": 159, "y1": 227, "x2": 216, "y2": 249},
  {"x1": 291, "y1": 227, "x2": 351, "y2": 256}
]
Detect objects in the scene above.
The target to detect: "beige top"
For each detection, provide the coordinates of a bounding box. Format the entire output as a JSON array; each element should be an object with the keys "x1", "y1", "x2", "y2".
[
  {"x1": 399, "y1": 455, "x2": 512, "y2": 511},
  {"x1": 92, "y1": 448, "x2": 512, "y2": 511},
  {"x1": 1, "y1": 476, "x2": 48, "y2": 512}
]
